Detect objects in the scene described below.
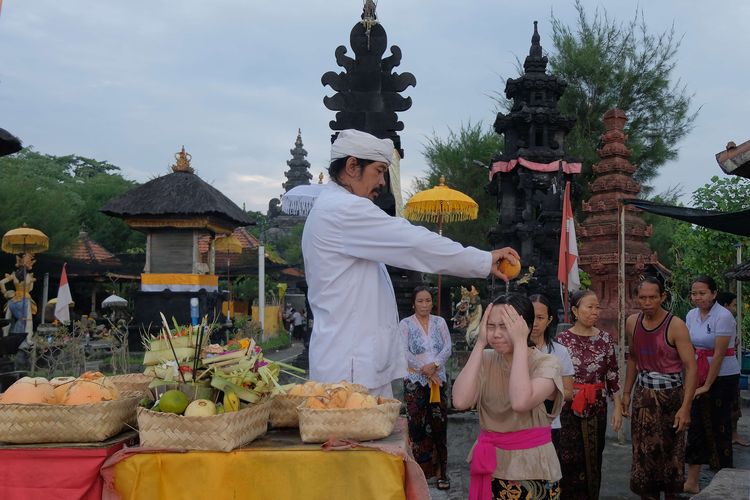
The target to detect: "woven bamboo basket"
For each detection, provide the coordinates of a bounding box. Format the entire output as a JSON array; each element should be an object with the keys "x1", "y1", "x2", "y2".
[
  {"x1": 136, "y1": 400, "x2": 270, "y2": 451},
  {"x1": 269, "y1": 395, "x2": 306, "y2": 428},
  {"x1": 109, "y1": 373, "x2": 154, "y2": 397},
  {"x1": 297, "y1": 398, "x2": 401, "y2": 443},
  {"x1": 269, "y1": 382, "x2": 370, "y2": 428},
  {"x1": 0, "y1": 392, "x2": 141, "y2": 444},
  {"x1": 270, "y1": 382, "x2": 370, "y2": 428}
]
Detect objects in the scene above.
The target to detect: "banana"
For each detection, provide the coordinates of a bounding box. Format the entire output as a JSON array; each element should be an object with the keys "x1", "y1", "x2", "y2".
[{"x1": 223, "y1": 391, "x2": 240, "y2": 412}]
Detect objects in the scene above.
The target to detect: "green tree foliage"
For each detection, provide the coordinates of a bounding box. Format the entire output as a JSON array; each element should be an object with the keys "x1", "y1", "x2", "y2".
[
  {"x1": 668, "y1": 176, "x2": 750, "y2": 322},
  {"x1": 273, "y1": 223, "x2": 304, "y2": 267},
  {"x1": 0, "y1": 148, "x2": 144, "y2": 254},
  {"x1": 231, "y1": 274, "x2": 281, "y2": 304},
  {"x1": 548, "y1": 0, "x2": 697, "y2": 194},
  {"x1": 245, "y1": 211, "x2": 269, "y2": 240},
  {"x1": 415, "y1": 123, "x2": 503, "y2": 250}
]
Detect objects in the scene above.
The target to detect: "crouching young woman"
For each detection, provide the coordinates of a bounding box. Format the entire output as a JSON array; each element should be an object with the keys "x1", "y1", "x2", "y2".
[{"x1": 453, "y1": 293, "x2": 564, "y2": 500}]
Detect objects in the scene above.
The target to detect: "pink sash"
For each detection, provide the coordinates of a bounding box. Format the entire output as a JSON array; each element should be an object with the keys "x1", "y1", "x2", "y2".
[
  {"x1": 696, "y1": 348, "x2": 735, "y2": 386},
  {"x1": 469, "y1": 427, "x2": 552, "y2": 500}
]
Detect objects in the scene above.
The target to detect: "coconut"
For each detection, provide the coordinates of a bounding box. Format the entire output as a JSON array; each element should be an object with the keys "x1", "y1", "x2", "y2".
[
  {"x1": 287, "y1": 384, "x2": 305, "y2": 396},
  {"x1": 361, "y1": 395, "x2": 378, "y2": 408},
  {"x1": 344, "y1": 391, "x2": 366, "y2": 409},
  {"x1": 184, "y1": 399, "x2": 217, "y2": 417},
  {"x1": 326, "y1": 387, "x2": 349, "y2": 409},
  {"x1": 0, "y1": 377, "x2": 55, "y2": 404},
  {"x1": 60, "y1": 374, "x2": 120, "y2": 405},
  {"x1": 306, "y1": 396, "x2": 328, "y2": 409},
  {"x1": 50, "y1": 376, "x2": 76, "y2": 403}
]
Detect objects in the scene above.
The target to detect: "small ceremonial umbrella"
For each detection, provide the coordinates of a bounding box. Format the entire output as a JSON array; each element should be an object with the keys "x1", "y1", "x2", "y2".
[
  {"x1": 215, "y1": 235, "x2": 243, "y2": 320},
  {"x1": 101, "y1": 294, "x2": 128, "y2": 309},
  {"x1": 280, "y1": 174, "x2": 327, "y2": 216},
  {"x1": 214, "y1": 235, "x2": 243, "y2": 254},
  {"x1": 2, "y1": 224, "x2": 49, "y2": 255},
  {"x1": 404, "y1": 176, "x2": 479, "y2": 313}
]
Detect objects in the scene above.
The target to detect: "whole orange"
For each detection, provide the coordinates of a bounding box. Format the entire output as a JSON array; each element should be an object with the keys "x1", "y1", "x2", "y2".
[{"x1": 497, "y1": 258, "x2": 522, "y2": 280}]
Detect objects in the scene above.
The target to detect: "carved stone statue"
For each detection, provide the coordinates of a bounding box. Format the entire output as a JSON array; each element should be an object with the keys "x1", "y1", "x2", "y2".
[
  {"x1": 451, "y1": 286, "x2": 483, "y2": 347},
  {"x1": 1, "y1": 253, "x2": 37, "y2": 339}
]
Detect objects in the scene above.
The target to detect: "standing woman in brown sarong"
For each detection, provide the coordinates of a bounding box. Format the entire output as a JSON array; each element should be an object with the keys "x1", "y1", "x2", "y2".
[
  {"x1": 683, "y1": 276, "x2": 741, "y2": 494},
  {"x1": 556, "y1": 290, "x2": 622, "y2": 500}
]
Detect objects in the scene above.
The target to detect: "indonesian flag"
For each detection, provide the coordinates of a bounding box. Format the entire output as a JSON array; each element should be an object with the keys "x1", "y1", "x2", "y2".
[
  {"x1": 54, "y1": 263, "x2": 73, "y2": 324},
  {"x1": 558, "y1": 181, "x2": 581, "y2": 292}
]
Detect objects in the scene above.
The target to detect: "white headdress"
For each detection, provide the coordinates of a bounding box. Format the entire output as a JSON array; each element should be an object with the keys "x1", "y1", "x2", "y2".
[{"x1": 330, "y1": 129, "x2": 394, "y2": 166}]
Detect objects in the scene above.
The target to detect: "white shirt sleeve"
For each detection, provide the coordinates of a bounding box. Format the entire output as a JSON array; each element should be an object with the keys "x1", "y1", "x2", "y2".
[
  {"x1": 337, "y1": 195, "x2": 492, "y2": 278},
  {"x1": 714, "y1": 307, "x2": 737, "y2": 337},
  {"x1": 553, "y1": 342, "x2": 575, "y2": 377}
]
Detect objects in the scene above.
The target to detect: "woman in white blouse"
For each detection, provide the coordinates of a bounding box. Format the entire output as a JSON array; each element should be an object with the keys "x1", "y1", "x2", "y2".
[
  {"x1": 400, "y1": 285, "x2": 452, "y2": 490},
  {"x1": 683, "y1": 275, "x2": 740, "y2": 494}
]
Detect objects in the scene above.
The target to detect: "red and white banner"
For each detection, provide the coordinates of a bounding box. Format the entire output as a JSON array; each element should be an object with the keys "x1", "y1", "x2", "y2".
[
  {"x1": 558, "y1": 181, "x2": 580, "y2": 292},
  {"x1": 54, "y1": 263, "x2": 73, "y2": 324}
]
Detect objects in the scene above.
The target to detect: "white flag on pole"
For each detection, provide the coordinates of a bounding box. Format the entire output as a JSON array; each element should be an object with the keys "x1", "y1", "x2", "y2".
[{"x1": 54, "y1": 263, "x2": 73, "y2": 324}]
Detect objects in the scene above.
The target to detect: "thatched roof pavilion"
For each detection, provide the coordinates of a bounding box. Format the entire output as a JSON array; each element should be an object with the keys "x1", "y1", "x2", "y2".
[
  {"x1": 100, "y1": 145, "x2": 253, "y2": 337},
  {"x1": 101, "y1": 147, "x2": 251, "y2": 233},
  {"x1": 101, "y1": 147, "x2": 252, "y2": 283}
]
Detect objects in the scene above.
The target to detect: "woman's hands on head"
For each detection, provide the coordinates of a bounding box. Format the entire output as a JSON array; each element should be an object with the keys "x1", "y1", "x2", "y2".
[
  {"x1": 476, "y1": 303, "x2": 493, "y2": 349},
  {"x1": 497, "y1": 304, "x2": 530, "y2": 348}
]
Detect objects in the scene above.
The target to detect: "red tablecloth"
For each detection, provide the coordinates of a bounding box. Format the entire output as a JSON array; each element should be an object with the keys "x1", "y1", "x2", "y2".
[{"x1": 0, "y1": 432, "x2": 137, "y2": 500}]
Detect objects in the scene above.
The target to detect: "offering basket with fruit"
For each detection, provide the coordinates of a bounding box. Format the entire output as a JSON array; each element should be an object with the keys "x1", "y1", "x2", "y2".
[
  {"x1": 137, "y1": 322, "x2": 304, "y2": 451},
  {"x1": 0, "y1": 372, "x2": 141, "y2": 443},
  {"x1": 295, "y1": 384, "x2": 401, "y2": 443}
]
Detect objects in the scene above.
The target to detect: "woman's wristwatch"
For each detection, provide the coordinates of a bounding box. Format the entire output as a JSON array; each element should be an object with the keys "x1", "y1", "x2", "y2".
[{"x1": 433, "y1": 361, "x2": 440, "y2": 369}]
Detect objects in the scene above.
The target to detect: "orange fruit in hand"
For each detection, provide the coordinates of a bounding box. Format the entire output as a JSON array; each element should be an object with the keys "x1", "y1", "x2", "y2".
[{"x1": 497, "y1": 258, "x2": 522, "y2": 280}]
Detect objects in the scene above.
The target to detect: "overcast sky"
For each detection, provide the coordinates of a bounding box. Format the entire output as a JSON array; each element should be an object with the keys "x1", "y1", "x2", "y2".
[{"x1": 1, "y1": 1, "x2": 748, "y2": 213}]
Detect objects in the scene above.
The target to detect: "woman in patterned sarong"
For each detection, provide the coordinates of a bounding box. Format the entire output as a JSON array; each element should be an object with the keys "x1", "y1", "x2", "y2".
[
  {"x1": 400, "y1": 286, "x2": 452, "y2": 490},
  {"x1": 556, "y1": 290, "x2": 621, "y2": 500}
]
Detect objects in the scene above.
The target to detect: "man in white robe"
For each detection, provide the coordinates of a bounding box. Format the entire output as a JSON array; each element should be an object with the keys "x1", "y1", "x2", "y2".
[{"x1": 302, "y1": 129, "x2": 519, "y2": 396}]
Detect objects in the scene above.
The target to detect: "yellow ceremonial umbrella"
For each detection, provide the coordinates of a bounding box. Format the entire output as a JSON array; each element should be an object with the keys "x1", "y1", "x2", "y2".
[
  {"x1": 215, "y1": 235, "x2": 243, "y2": 321},
  {"x1": 404, "y1": 176, "x2": 478, "y2": 314},
  {"x1": 2, "y1": 224, "x2": 49, "y2": 254},
  {"x1": 214, "y1": 235, "x2": 243, "y2": 254}
]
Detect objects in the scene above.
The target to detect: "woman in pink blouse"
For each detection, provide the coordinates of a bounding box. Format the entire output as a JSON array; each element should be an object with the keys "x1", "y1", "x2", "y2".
[
  {"x1": 400, "y1": 285, "x2": 452, "y2": 490},
  {"x1": 556, "y1": 289, "x2": 622, "y2": 500}
]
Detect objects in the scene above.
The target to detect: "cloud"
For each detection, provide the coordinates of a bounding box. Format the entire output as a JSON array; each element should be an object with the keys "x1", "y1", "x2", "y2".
[{"x1": 2, "y1": 0, "x2": 749, "y2": 215}]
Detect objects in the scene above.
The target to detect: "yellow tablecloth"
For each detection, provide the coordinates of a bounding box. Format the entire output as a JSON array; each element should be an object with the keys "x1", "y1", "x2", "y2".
[
  {"x1": 103, "y1": 422, "x2": 427, "y2": 500},
  {"x1": 112, "y1": 446, "x2": 406, "y2": 500}
]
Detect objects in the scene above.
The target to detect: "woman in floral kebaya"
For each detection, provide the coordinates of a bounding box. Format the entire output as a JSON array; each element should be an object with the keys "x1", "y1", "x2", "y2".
[
  {"x1": 556, "y1": 290, "x2": 622, "y2": 500},
  {"x1": 401, "y1": 286, "x2": 452, "y2": 490}
]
